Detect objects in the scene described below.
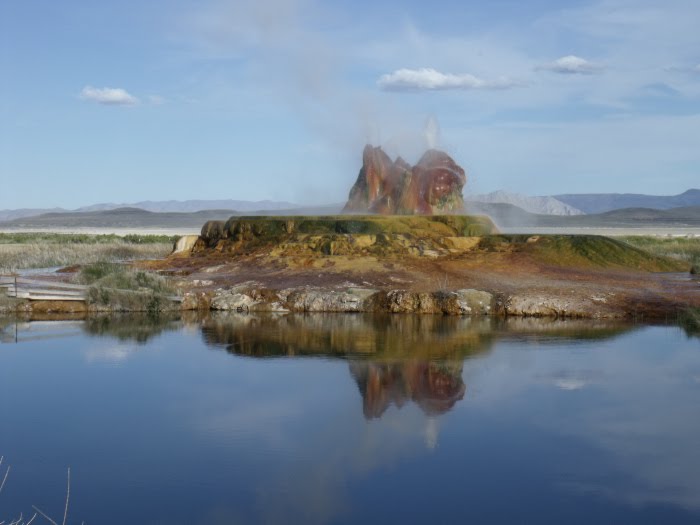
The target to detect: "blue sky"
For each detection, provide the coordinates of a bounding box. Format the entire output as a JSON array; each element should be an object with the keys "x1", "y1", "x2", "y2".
[{"x1": 1, "y1": 0, "x2": 699, "y2": 209}]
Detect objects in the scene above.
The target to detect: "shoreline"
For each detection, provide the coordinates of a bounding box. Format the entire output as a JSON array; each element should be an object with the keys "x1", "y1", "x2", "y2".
[
  {"x1": 3, "y1": 278, "x2": 698, "y2": 320},
  {"x1": 2, "y1": 218, "x2": 699, "y2": 320}
]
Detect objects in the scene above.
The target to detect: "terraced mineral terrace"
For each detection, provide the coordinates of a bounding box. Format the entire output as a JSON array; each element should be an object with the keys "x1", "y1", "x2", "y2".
[{"x1": 141, "y1": 215, "x2": 699, "y2": 319}]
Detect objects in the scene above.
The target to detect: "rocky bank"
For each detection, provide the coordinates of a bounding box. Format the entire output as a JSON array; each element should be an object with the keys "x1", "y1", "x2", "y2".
[{"x1": 154, "y1": 216, "x2": 699, "y2": 320}]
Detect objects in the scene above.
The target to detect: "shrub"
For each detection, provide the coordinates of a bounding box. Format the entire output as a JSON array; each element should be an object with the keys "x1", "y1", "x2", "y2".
[
  {"x1": 81, "y1": 262, "x2": 176, "y2": 312},
  {"x1": 679, "y1": 308, "x2": 700, "y2": 336},
  {"x1": 79, "y1": 261, "x2": 122, "y2": 284}
]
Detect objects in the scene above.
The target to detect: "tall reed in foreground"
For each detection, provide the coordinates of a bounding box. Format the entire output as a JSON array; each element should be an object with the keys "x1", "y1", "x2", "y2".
[{"x1": 0, "y1": 456, "x2": 77, "y2": 525}]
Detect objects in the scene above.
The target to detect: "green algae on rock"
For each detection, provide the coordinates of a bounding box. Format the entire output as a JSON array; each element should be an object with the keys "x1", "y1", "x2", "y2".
[{"x1": 191, "y1": 215, "x2": 497, "y2": 256}]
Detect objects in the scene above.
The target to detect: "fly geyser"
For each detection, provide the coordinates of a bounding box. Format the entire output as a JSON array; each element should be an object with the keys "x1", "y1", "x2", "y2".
[
  {"x1": 343, "y1": 145, "x2": 467, "y2": 215},
  {"x1": 153, "y1": 142, "x2": 700, "y2": 321}
]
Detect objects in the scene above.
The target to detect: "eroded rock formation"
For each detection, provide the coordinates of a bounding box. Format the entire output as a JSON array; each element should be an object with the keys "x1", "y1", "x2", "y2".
[
  {"x1": 343, "y1": 145, "x2": 467, "y2": 215},
  {"x1": 206, "y1": 287, "x2": 495, "y2": 315}
]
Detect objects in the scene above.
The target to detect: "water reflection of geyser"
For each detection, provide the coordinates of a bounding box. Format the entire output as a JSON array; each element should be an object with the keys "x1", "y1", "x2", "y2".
[
  {"x1": 199, "y1": 313, "x2": 479, "y2": 422},
  {"x1": 350, "y1": 358, "x2": 465, "y2": 449},
  {"x1": 198, "y1": 313, "x2": 635, "y2": 430},
  {"x1": 349, "y1": 359, "x2": 465, "y2": 419}
]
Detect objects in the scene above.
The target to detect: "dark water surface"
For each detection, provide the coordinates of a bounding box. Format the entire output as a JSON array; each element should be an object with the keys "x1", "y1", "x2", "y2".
[{"x1": 1, "y1": 314, "x2": 699, "y2": 524}]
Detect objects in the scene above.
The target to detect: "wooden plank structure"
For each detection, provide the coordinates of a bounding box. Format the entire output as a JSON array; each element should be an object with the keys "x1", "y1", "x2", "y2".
[
  {"x1": 1, "y1": 274, "x2": 182, "y2": 303},
  {"x1": 0, "y1": 275, "x2": 87, "y2": 301}
]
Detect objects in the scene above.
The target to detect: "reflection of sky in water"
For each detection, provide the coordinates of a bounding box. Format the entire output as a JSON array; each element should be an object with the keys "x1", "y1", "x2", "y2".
[
  {"x1": 467, "y1": 329, "x2": 700, "y2": 513},
  {"x1": 0, "y1": 317, "x2": 699, "y2": 524}
]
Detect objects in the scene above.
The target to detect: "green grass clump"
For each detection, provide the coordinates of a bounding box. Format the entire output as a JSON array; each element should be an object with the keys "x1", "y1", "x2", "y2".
[
  {"x1": 121, "y1": 234, "x2": 178, "y2": 244},
  {"x1": 477, "y1": 235, "x2": 687, "y2": 272},
  {"x1": 679, "y1": 308, "x2": 700, "y2": 336},
  {"x1": 222, "y1": 215, "x2": 497, "y2": 240},
  {"x1": 689, "y1": 255, "x2": 698, "y2": 275},
  {"x1": 79, "y1": 262, "x2": 175, "y2": 313},
  {"x1": 620, "y1": 236, "x2": 700, "y2": 273},
  {"x1": 78, "y1": 261, "x2": 123, "y2": 284},
  {"x1": 80, "y1": 262, "x2": 171, "y2": 292},
  {"x1": 529, "y1": 235, "x2": 684, "y2": 271}
]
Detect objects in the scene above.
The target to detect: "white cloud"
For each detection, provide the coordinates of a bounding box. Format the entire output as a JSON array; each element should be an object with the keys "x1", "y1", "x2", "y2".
[
  {"x1": 554, "y1": 378, "x2": 588, "y2": 391},
  {"x1": 172, "y1": 0, "x2": 700, "y2": 198},
  {"x1": 84, "y1": 344, "x2": 135, "y2": 363},
  {"x1": 378, "y1": 68, "x2": 519, "y2": 91},
  {"x1": 536, "y1": 55, "x2": 603, "y2": 75},
  {"x1": 80, "y1": 85, "x2": 139, "y2": 105}
]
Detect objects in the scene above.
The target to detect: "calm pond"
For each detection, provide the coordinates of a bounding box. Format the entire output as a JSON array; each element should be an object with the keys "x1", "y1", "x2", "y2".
[{"x1": 0, "y1": 314, "x2": 699, "y2": 524}]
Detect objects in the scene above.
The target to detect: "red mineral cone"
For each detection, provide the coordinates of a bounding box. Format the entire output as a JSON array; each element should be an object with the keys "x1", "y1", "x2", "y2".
[{"x1": 343, "y1": 145, "x2": 466, "y2": 215}]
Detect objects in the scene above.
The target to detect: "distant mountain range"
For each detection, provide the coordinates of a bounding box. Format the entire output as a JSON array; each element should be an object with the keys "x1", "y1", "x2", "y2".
[
  {"x1": 467, "y1": 202, "x2": 700, "y2": 228},
  {"x1": 0, "y1": 205, "x2": 343, "y2": 229},
  {"x1": 466, "y1": 191, "x2": 583, "y2": 216},
  {"x1": 555, "y1": 189, "x2": 700, "y2": 214},
  {"x1": 3, "y1": 203, "x2": 700, "y2": 231},
  {"x1": 0, "y1": 200, "x2": 300, "y2": 222},
  {"x1": 75, "y1": 199, "x2": 299, "y2": 213},
  {"x1": 0, "y1": 208, "x2": 66, "y2": 222},
  {"x1": 1, "y1": 189, "x2": 699, "y2": 225}
]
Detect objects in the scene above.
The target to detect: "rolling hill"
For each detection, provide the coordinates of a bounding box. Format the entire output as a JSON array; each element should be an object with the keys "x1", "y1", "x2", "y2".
[
  {"x1": 2, "y1": 203, "x2": 700, "y2": 231},
  {"x1": 466, "y1": 191, "x2": 583, "y2": 215},
  {"x1": 467, "y1": 202, "x2": 700, "y2": 228},
  {"x1": 555, "y1": 189, "x2": 700, "y2": 214},
  {"x1": 0, "y1": 205, "x2": 344, "y2": 229}
]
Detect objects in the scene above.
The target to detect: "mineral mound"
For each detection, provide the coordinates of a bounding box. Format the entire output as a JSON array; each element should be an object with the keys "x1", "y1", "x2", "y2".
[
  {"x1": 190, "y1": 215, "x2": 496, "y2": 257},
  {"x1": 343, "y1": 145, "x2": 467, "y2": 215}
]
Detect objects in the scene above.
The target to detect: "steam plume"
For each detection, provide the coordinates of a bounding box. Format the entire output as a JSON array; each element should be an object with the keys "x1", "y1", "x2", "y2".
[{"x1": 424, "y1": 115, "x2": 441, "y2": 149}]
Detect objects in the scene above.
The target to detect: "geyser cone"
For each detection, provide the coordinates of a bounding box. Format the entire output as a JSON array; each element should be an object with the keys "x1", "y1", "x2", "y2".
[{"x1": 343, "y1": 145, "x2": 467, "y2": 215}]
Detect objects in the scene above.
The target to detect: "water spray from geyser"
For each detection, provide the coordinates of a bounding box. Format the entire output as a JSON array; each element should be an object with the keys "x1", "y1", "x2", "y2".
[{"x1": 424, "y1": 115, "x2": 441, "y2": 150}]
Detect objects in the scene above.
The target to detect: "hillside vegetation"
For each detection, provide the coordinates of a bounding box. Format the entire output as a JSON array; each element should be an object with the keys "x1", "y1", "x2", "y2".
[
  {"x1": 520, "y1": 235, "x2": 688, "y2": 272},
  {"x1": 620, "y1": 236, "x2": 700, "y2": 273}
]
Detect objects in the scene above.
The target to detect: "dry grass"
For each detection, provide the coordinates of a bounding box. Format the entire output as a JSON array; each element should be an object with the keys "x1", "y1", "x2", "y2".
[
  {"x1": 620, "y1": 236, "x2": 700, "y2": 273},
  {"x1": 0, "y1": 243, "x2": 172, "y2": 272}
]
